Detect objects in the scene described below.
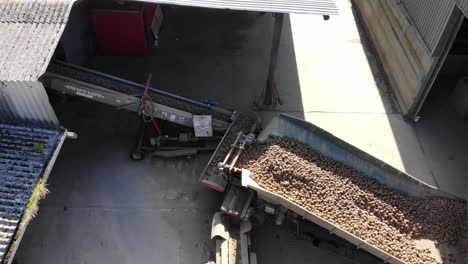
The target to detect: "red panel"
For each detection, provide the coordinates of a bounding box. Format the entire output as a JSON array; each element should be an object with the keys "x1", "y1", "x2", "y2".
[
  {"x1": 91, "y1": 10, "x2": 148, "y2": 56},
  {"x1": 143, "y1": 3, "x2": 157, "y2": 31}
]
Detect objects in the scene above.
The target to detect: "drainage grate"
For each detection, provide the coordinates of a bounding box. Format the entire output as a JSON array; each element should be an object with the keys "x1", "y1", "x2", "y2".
[{"x1": 0, "y1": 124, "x2": 62, "y2": 260}]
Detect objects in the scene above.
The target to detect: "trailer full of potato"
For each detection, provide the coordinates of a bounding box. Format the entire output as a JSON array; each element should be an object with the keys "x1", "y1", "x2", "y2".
[{"x1": 237, "y1": 136, "x2": 467, "y2": 264}]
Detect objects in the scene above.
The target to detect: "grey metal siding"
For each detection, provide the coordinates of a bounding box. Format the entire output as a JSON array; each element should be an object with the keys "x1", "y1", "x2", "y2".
[
  {"x1": 0, "y1": 81, "x2": 59, "y2": 128},
  {"x1": 399, "y1": 0, "x2": 456, "y2": 54},
  {"x1": 454, "y1": 0, "x2": 468, "y2": 18},
  {"x1": 141, "y1": 0, "x2": 339, "y2": 15}
]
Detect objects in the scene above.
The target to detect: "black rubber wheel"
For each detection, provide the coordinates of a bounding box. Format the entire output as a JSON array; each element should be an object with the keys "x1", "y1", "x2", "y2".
[{"x1": 130, "y1": 151, "x2": 145, "y2": 161}]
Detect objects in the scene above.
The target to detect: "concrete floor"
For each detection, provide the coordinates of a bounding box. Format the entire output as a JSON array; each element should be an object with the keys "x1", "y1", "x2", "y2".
[
  {"x1": 251, "y1": 217, "x2": 381, "y2": 264},
  {"x1": 15, "y1": 0, "x2": 468, "y2": 263},
  {"x1": 16, "y1": 99, "x2": 222, "y2": 264},
  {"x1": 415, "y1": 76, "x2": 468, "y2": 199},
  {"x1": 14, "y1": 102, "x2": 366, "y2": 264}
]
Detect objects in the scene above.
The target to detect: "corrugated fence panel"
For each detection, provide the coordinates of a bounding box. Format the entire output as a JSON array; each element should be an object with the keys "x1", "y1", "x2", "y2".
[
  {"x1": 400, "y1": 0, "x2": 455, "y2": 54},
  {"x1": 0, "y1": 81, "x2": 59, "y2": 128},
  {"x1": 454, "y1": 0, "x2": 468, "y2": 18}
]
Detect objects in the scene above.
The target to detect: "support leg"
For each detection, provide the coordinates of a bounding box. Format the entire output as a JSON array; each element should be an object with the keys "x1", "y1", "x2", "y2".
[
  {"x1": 131, "y1": 117, "x2": 147, "y2": 160},
  {"x1": 264, "y1": 13, "x2": 284, "y2": 105}
]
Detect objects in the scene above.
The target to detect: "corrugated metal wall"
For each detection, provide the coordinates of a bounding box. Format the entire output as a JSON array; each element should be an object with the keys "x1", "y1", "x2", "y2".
[
  {"x1": 454, "y1": 0, "x2": 468, "y2": 18},
  {"x1": 0, "y1": 81, "x2": 59, "y2": 128},
  {"x1": 399, "y1": 0, "x2": 456, "y2": 54}
]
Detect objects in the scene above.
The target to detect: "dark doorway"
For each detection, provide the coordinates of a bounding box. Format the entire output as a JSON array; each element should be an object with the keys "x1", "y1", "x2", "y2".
[{"x1": 419, "y1": 17, "x2": 468, "y2": 117}]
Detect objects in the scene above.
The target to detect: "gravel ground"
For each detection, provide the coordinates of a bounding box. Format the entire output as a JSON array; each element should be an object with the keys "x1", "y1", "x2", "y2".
[{"x1": 238, "y1": 136, "x2": 467, "y2": 264}]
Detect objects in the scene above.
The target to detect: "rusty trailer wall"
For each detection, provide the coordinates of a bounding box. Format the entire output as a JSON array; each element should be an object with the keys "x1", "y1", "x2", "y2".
[
  {"x1": 0, "y1": 81, "x2": 59, "y2": 129},
  {"x1": 353, "y1": 0, "x2": 465, "y2": 117},
  {"x1": 353, "y1": 0, "x2": 433, "y2": 114},
  {"x1": 399, "y1": 0, "x2": 456, "y2": 55}
]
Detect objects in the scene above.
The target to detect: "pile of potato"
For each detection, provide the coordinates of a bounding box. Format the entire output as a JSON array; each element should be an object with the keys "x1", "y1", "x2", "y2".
[{"x1": 238, "y1": 137, "x2": 467, "y2": 264}]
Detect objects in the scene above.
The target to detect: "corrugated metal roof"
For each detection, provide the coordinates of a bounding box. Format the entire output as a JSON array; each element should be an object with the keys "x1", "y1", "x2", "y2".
[
  {"x1": 0, "y1": 0, "x2": 75, "y2": 82},
  {"x1": 0, "y1": 81, "x2": 59, "y2": 128},
  {"x1": 0, "y1": 124, "x2": 63, "y2": 262},
  {"x1": 140, "y1": 0, "x2": 339, "y2": 15},
  {"x1": 0, "y1": 0, "x2": 72, "y2": 23}
]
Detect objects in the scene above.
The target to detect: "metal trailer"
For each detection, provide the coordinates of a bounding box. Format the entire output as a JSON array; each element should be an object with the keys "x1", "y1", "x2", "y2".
[{"x1": 207, "y1": 114, "x2": 466, "y2": 264}]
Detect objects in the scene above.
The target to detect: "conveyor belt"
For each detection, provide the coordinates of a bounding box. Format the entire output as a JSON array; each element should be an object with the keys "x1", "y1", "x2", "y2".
[
  {"x1": 44, "y1": 61, "x2": 233, "y2": 123},
  {"x1": 200, "y1": 112, "x2": 259, "y2": 192},
  {"x1": 0, "y1": 124, "x2": 65, "y2": 262},
  {"x1": 241, "y1": 114, "x2": 466, "y2": 264}
]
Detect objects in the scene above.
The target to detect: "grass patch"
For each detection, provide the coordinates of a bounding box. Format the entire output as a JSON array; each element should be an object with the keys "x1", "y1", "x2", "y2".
[
  {"x1": 22, "y1": 182, "x2": 49, "y2": 225},
  {"x1": 3, "y1": 182, "x2": 50, "y2": 264},
  {"x1": 32, "y1": 143, "x2": 45, "y2": 153}
]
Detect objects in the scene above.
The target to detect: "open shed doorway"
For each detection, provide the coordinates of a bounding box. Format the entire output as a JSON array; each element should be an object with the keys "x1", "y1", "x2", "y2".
[
  {"x1": 414, "y1": 16, "x2": 468, "y2": 197},
  {"x1": 418, "y1": 17, "x2": 468, "y2": 118},
  {"x1": 52, "y1": 0, "x2": 304, "y2": 113}
]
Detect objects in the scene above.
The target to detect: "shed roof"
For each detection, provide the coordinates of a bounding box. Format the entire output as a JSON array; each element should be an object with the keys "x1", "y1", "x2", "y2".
[
  {"x1": 0, "y1": 124, "x2": 64, "y2": 263},
  {"x1": 141, "y1": 0, "x2": 339, "y2": 15},
  {"x1": 0, "y1": 0, "x2": 75, "y2": 81}
]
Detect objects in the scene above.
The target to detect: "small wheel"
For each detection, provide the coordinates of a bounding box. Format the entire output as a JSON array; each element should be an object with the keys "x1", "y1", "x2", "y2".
[{"x1": 131, "y1": 151, "x2": 145, "y2": 160}]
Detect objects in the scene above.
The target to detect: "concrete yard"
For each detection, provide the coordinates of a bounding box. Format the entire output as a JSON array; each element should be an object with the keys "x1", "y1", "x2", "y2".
[
  {"x1": 14, "y1": 99, "x2": 220, "y2": 263},
  {"x1": 14, "y1": 99, "x2": 362, "y2": 264},
  {"x1": 15, "y1": 0, "x2": 467, "y2": 263}
]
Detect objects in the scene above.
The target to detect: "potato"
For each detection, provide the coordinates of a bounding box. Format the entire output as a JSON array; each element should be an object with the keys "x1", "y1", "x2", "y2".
[{"x1": 237, "y1": 136, "x2": 467, "y2": 264}]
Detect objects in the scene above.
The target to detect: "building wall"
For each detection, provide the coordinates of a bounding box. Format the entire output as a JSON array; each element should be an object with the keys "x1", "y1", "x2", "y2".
[
  {"x1": 353, "y1": 0, "x2": 461, "y2": 115},
  {"x1": 60, "y1": 0, "x2": 94, "y2": 66},
  {"x1": 0, "y1": 81, "x2": 59, "y2": 128}
]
